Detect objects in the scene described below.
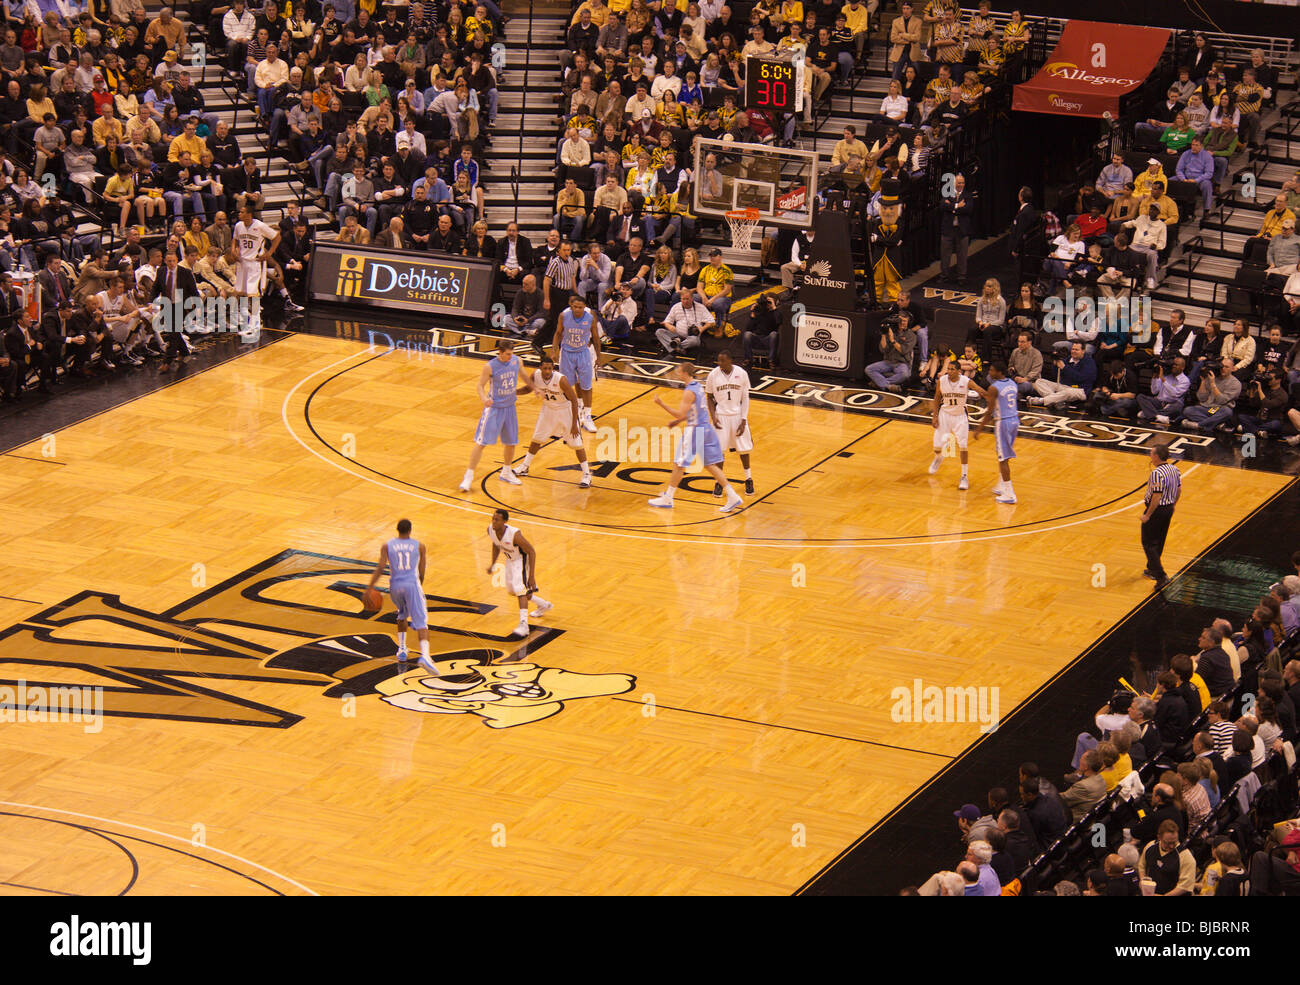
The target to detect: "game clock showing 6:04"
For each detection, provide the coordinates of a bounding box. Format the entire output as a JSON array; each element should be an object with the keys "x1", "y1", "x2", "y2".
[{"x1": 745, "y1": 57, "x2": 797, "y2": 114}]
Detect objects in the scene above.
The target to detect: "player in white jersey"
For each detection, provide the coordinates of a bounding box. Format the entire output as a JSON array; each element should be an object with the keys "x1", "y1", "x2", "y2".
[
  {"x1": 231, "y1": 205, "x2": 303, "y2": 312},
  {"x1": 705, "y1": 351, "x2": 755, "y2": 496},
  {"x1": 928, "y1": 356, "x2": 990, "y2": 489},
  {"x1": 515, "y1": 354, "x2": 592, "y2": 487},
  {"x1": 488, "y1": 508, "x2": 552, "y2": 637}
]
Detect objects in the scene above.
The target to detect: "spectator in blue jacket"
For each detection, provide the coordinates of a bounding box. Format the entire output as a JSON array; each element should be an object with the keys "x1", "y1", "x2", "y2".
[
  {"x1": 1028, "y1": 342, "x2": 1096, "y2": 407},
  {"x1": 1137, "y1": 356, "x2": 1191, "y2": 424},
  {"x1": 1175, "y1": 136, "x2": 1216, "y2": 212}
]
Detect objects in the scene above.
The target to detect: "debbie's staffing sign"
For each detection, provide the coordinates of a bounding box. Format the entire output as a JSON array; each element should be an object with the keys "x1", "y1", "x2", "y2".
[{"x1": 308, "y1": 242, "x2": 497, "y2": 321}]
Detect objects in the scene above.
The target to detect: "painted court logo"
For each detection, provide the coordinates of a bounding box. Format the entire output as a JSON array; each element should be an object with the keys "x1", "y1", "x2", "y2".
[
  {"x1": 378, "y1": 658, "x2": 634, "y2": 728},
  {"x1": 0, "y1": 551, "x2": 633, "y2": 730}
]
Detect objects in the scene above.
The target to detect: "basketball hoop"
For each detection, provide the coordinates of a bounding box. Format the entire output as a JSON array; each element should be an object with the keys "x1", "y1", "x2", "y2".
[{"x1": 725, "y1": 208, "x2": 761, "y2": 251}]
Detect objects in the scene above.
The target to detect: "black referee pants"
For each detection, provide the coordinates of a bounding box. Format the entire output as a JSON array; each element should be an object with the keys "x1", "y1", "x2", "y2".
[
  {"x1": 1141, "y1": 504, "x2": 1174, "y2": 580},
  {"x1": 539, "y1": 284, "x2": 570, "y2": 350}
]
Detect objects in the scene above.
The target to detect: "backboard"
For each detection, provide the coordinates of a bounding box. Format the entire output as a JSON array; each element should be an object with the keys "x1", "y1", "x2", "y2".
[{"x1": 691, "y1": 137, "x2": 818, "y2": 231}]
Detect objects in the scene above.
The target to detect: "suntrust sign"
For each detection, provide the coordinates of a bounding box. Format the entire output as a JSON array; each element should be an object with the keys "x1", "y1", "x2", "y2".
[{"x1": 308, "y1": 242, "x2": 497, "y2": 321}]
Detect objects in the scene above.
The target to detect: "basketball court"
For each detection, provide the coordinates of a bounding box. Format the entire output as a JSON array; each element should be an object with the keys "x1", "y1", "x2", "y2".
[{"x1": 0, "y1": 328, "x2": 1288, "y2": 895}]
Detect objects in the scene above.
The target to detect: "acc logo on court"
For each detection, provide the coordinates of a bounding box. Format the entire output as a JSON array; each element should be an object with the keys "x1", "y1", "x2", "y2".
[{"x1": 0, "y1": 550, "x2": 633, "y2": 729}]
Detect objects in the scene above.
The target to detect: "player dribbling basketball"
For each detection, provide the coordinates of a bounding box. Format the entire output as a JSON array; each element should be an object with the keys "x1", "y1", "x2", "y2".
[
  {"x1": 488, "y1": 508, "x2": 551, "y2": 638},
  {"x1": 365, "y1": 518, "x2": 432, "y2": 670},
  {"x1": 516, "y1": 354, "x2": 592, "y2": 487},
  {"x1": 706, "y1": 351, "x2": 755, "y2": 496},
  {"x1": 929, "y1": 356, "x2": 990, "y2": 489}
]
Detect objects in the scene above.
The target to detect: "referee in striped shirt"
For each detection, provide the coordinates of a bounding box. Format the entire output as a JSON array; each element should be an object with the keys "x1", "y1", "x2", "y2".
[
  {"x1": 1142, "y1": 445, "x2": 1181, "y2": 588},
  {"x1": 542, "y1": 240, "x2": 581, "y2": 349}
]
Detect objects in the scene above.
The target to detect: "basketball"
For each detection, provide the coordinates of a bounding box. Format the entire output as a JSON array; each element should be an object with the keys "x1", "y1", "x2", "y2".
[{"x1": 362, "y1": 588, "x2": 383, "y2": 612}]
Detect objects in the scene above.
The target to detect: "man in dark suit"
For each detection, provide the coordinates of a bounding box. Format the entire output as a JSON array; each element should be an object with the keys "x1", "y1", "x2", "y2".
[
  {"x1": 940, "y1": 172, "x2": 973, "y2": 285},
  {"x1": 2, "y1": 304, "x2": 46, "y2": 396},
  {"x1": 427, "y1": 213, "x2": 463, "y2": 255},
  {"x1": 494, "y1": 222, "x2": 535, "y2": 290},
  {"x1": 64, "y1": 294, "x2": 119, "y2": 374},
  {"x1": 36, "y1": 252, "x2": 74, "y2": 314},
  {"x1": 149, "y1": 251, "x2": 199, "y2": 373},
  {"x1": 275, "y1": 219, "x2": 313, "y2": 293},
  {"x1": 1009, "y1": 185, "x2": 1040, "y2": 264},
  {"x1": 605, "y1": 200, "x2": 650, "y2": 251}
]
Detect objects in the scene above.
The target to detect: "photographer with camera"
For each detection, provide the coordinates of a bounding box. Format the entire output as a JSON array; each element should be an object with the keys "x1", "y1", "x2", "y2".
[
  {"x1": 866, "y1": 310, "x2": 917, "y2": 393},
  {"x1": 1137, "y1": 356, "x2": 1190, "y2": 426},
  {"x1": 743, "y1": 291, "x2": 780, "y2": 368},
  {"x1": 655, "y1": 287, "x2": 711, "y2": 355},
  {"x1": 1237, "y1": 368, "x2": 1289, "y2": 438}
]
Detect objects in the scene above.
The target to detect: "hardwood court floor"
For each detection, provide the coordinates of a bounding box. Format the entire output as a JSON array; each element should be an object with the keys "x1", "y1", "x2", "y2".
[{"x1": 0, "y1": 332, "x2": 1288, "y2": 895}]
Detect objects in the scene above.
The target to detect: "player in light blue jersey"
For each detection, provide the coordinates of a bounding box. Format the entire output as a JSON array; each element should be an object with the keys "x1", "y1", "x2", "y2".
[
  {"x1": 648, "y1": 361, "x2": 744, "y2": 513},
  {"x1": 365, "y1": 518, "x2": 433, "y2": 669},
  {"x1": 551, "y1": 294, "x2": 600, "y2": 433},
  {"x1": 985, "y1": 362, "x2": 1021, "y2": 504},
  {"x1": 460, "y1": 337, "x2": 525, "y2": 491}
]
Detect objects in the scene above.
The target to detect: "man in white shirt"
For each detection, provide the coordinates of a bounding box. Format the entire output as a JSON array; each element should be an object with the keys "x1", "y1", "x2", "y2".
[
  {"x1": 396, "y1": 118, "x2": 427, "y2": 157},
  {"x1": 1122, "y1": 204, "x2": 1168, "y2": 289},
  {"x1": 650, "y1": 62, "x2": 680, "y2": 103},
  {"x1": 780, "y1": 229, "x2": 814, "y2": 289},
  {"x1": 578, "y1": 242, "x2": 612, "y2": 310},
  {"x1": 656, "y1": 289, "x2": 711, "y2": 353},
  {"x1": 253, "y1": 43, "x2": 288, "y2": 119},
  {"x1": 706, "y1": 350, "x2": 754, "y2": 494},
  {"x1": 742, "y1": 24, "x2": 775, "y2": 60}
]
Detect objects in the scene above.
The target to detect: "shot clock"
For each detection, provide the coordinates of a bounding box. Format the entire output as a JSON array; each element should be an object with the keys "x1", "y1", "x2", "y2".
[{"x1": 745, "y1": 57, "x2": 799, "y2": 115}]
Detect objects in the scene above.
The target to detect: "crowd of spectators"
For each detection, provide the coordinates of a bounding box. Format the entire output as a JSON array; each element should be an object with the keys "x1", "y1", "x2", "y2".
[
  {"x1": 907, "y1": 559, "x2": 1300, "y2": 895},
  {"x1": 863, "y1": 36, "x2": 1299, "y2": 445}
]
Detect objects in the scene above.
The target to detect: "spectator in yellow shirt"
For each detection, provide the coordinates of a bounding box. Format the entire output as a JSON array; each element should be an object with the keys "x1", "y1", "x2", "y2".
[
  {"x1": 167, "y1": 116, "x2": 206, "y2": 162},
  {"x1": 570, "y1": 0, "x2": 610, "y2": 28},
  {"x1": 832, "y1": 124, "x2": 868, "y2": 166},
  {"x1": 1139, "y1": 182, "x2": 1179, "y2": 227},
  {"x1": 698, "y1": 248, "x2": 734, "y2": 333},
  {"x1": 1257, "y1": 196, "x2": 1296, "y2": 238},
  {"x1": 1132, "y1": 158, "x2": 1169, "y2": 199},
  {"x1": 1097, "y1": 738, "x2": 1132, "y2": 791},
  {"x1": 841, "y1": 0, "x2": 871, "y2": 60}
]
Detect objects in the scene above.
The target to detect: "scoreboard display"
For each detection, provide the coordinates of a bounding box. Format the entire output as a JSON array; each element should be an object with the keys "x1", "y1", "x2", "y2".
[{"x1": 745, "y1": 57, "x2": 798, "y2": 115}]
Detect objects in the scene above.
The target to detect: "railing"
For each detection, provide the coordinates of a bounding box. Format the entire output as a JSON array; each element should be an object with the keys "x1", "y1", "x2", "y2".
[
  {"x1": 514, "y1": 0, "x2": 533, "y2": 191},
  {"x1": 1180, "y1": 235, "x2": 1204, "y2": 301},
  {"x1": 509, "y1": 164, "x2": 520, "y2": 226},
  {"x1": 1279, "y1": 96, "x2": 1300, "y2": 162}
]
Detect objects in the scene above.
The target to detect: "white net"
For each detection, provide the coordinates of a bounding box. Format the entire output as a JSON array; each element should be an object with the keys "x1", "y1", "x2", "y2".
[{"x1": 726, "y1": 210, "x2": 760, "y2": 251}]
